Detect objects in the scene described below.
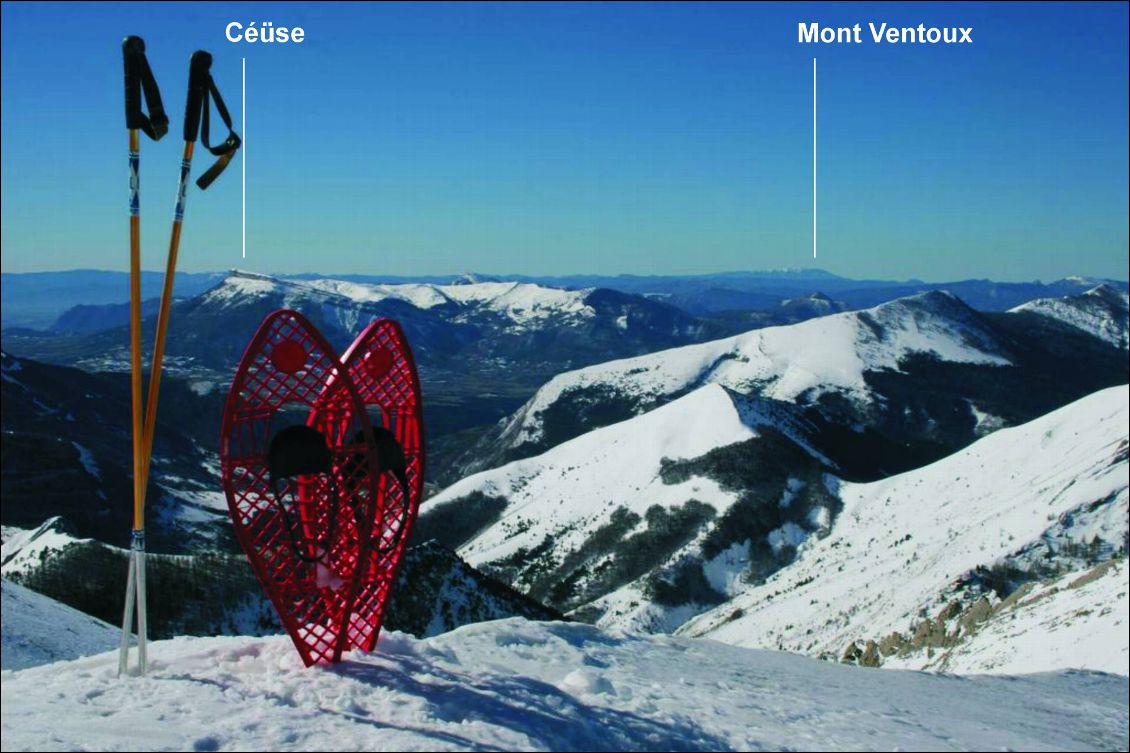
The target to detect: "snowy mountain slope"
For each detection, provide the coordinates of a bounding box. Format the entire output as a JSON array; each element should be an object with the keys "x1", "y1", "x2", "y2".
[
  {"x1": 2, "y1": 619, "x2": 1126, "y2": 752},
  {"x1": 1, "y1": 516, "x2": 565, "y2": 645},
  {"x1": 421, "y1": 384, "x2": 837, "y2": 629},
  {"x1": 1011, "y1": 283, "x2": 1129, "y2": 349},
  {"x1": 2, "y1": 525, "x2": 282, "y2": 641},
  {"x1": 455, "y1": 288, "x2": 1129, "y2": 481},
  {"x1": 0, "y1": 578, "x2": 121, "y2": 671},
  {"x1": 462, "y1": 291, "x2": 1012, "y2": 476},
  {"x1": 384, "y1": 542, "x2": 563, "y2": 637},
  {"x1": 679, "y1": 386, "x2": 1130, "y2": 675},
  {"x1": 882, "y1": 558, "x2": 1129, "y2": 676},
  {"x1": 1, "y1": 517, "x2": 88, "y2": 577},
  {"x1": 512, "y1": 291, "x2": 1009, "y2": 445},
  {"x1": 1, "y1": 351, "x2": 227, "y2": 550},
  {"x1": 433, "y1": 384, "x2": 760, "y2": 561}
]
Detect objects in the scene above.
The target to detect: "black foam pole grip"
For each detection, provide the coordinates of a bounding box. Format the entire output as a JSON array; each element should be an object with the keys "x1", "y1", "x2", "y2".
[
  {"x1": 183, "y1": 50, "x2": 213, "y2": 142},
  {"x1": 122, "y1": 36, "x2": 145, "y2": 130}
]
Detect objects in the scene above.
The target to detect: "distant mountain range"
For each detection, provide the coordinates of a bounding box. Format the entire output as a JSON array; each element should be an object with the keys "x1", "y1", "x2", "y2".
[
  {"x1": 1, "y1": 270, "x2": 224, "y2": 330},
  {"x1": 2, "y1": 271, "x2": 738, "y2": 443},
  {"x1": 5, "y1": 270, "x2": 1126, "y2": 466},
  {"x1": 4, "y1": 268, "x2": 1124, "y2": 330}
]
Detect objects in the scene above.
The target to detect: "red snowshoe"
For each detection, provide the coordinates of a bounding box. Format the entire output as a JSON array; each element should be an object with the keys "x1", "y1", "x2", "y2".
[{"x1": 219, "y1": 310, "x2": 424, "y2": 666}]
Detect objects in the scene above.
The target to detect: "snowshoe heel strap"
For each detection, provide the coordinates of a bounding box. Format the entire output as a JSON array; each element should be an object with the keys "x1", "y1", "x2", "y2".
[
  {"x1": 349, "y1": 427, "x2": 412, "y2": 556},
  {"x1": 268, "y1": 425, "x2": 341, "y2": 564}
]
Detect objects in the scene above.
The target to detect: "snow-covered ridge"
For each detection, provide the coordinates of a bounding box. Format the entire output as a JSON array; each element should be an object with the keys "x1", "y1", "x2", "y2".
[
  {"x1": 508, "y1": 290, "x2": 1009, "y2": 447},
  {"x1": 430, "y1": 384, "x2": 762, "y2": 567},
  {"x1": 204, "y1": 270, "x2": 597, "y2": 326},
  {"x1": 1, "y1": 578, "x2": 120, "y2": 670},
  {"x1": 680, "y1": 385, "x2": 1130, "y2": 675},
  {"x1": 2, "y1": 618, "x2": 1126, "y2": 751},
  {"x1": 424, "y1": 384, "x2": 834, "y2": 631},
  {"x1": 1011, "y1": 283, "x2": 1129, "y2": 349},
  {"x1": 0, "y1": 350, "x2": 27, "y2": 389},
  {"x1": 780, "y1": 291, "x2": 838, "y2": 310},
  {"x1": 1, "y1": 517, "x2": 87, "y2": 578}
]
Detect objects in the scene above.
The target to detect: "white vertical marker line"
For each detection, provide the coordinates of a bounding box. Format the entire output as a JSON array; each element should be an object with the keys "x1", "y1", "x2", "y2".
[
  {"x1": 242, "y1": 57, "x2": 246, "y2": 259},
  {"x1": 812, "y1": 57, "x2": 817, "y2": 260}
]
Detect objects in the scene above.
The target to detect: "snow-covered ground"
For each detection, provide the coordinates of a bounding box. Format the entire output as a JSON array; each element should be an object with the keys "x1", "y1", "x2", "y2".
[
  {"x1": 681, "y1": 386, "x2": 1130, "y2": 674},
  {"x1": 1, "y1": 578, "x2": 120, "y2": 671},
  {"x1": 2, "y1": 618, "x2": 1127, "y2": 752}
]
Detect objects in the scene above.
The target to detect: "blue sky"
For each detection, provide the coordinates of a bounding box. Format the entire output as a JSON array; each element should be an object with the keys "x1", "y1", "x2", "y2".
[{"x1": 1, "y1": 2, "x2": 1127, "y2": 281}]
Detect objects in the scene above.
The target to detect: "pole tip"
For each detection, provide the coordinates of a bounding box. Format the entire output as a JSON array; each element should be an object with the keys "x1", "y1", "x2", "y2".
[
  {"x1": 122, "y1": 35, "x2": 146, "y2": 54},
  {"x1": 190, "y1": 49, "x2": 213, "y2": 72}
]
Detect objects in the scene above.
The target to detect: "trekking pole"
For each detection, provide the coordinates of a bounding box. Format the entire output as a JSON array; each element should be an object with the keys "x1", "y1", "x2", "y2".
[
  {"x1": 137, "y1": 50, "x2": 238, "y2": 497},
  {"x1": 118, "y1": 35, "x2": 167, "y2": 678},
  {"x1": 125, "y1": 51, "x2": 242, "y2": 676}
]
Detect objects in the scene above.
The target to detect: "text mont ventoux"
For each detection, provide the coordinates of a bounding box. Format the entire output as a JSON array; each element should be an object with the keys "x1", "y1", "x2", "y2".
[{"x1": 799, "y1": 22, "x2": 973, "y2": 45}]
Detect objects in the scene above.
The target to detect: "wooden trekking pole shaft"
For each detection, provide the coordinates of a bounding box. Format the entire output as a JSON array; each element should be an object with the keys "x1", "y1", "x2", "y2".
[
  {"x1": 128, "y1": 128, "x2": 146, "y2": 531},
  {"x1": 138, "y1": 141, "x2": 195, "y2": 498},
  {"x1": 122, "y1": 34, "x2": 167, "y2": 533},
  {"x1": 135, "y1": 50, "x2": 217, "y2": 499},
  {"x1": 121, "y1": 128, "x2": 143, "y2": 678}
]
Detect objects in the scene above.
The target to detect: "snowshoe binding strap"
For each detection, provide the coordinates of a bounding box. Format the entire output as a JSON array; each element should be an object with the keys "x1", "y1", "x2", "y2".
[
  {"x1": 183, "y1": 50, "x2": 241, "y2": 190},
  {"x1": 347, "y1": 427, "x2": 411, "y2": 558},
  {"x1": 122, "y1": 36, "x2": 169, "y2": 141},
  {"x1": 268, "y1": 424, "x2": 340, "y2": 564}
]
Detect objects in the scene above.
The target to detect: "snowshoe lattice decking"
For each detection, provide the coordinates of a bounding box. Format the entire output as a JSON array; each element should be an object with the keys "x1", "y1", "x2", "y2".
[
  {"x1": 220, "y1": 310, "x2": 424, "y2": 665},
  {"x1": 329, "y1": 319, "x2": 425, "y2": 654}
]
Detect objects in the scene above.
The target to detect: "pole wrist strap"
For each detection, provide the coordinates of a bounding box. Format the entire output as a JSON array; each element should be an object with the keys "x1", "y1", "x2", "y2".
[
  {"x1": 184, "y1": 50, "x2": 242, "y2": 190},
  {"x1": 123, "y1": 36, "x2": 169, "y2": 141}
]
